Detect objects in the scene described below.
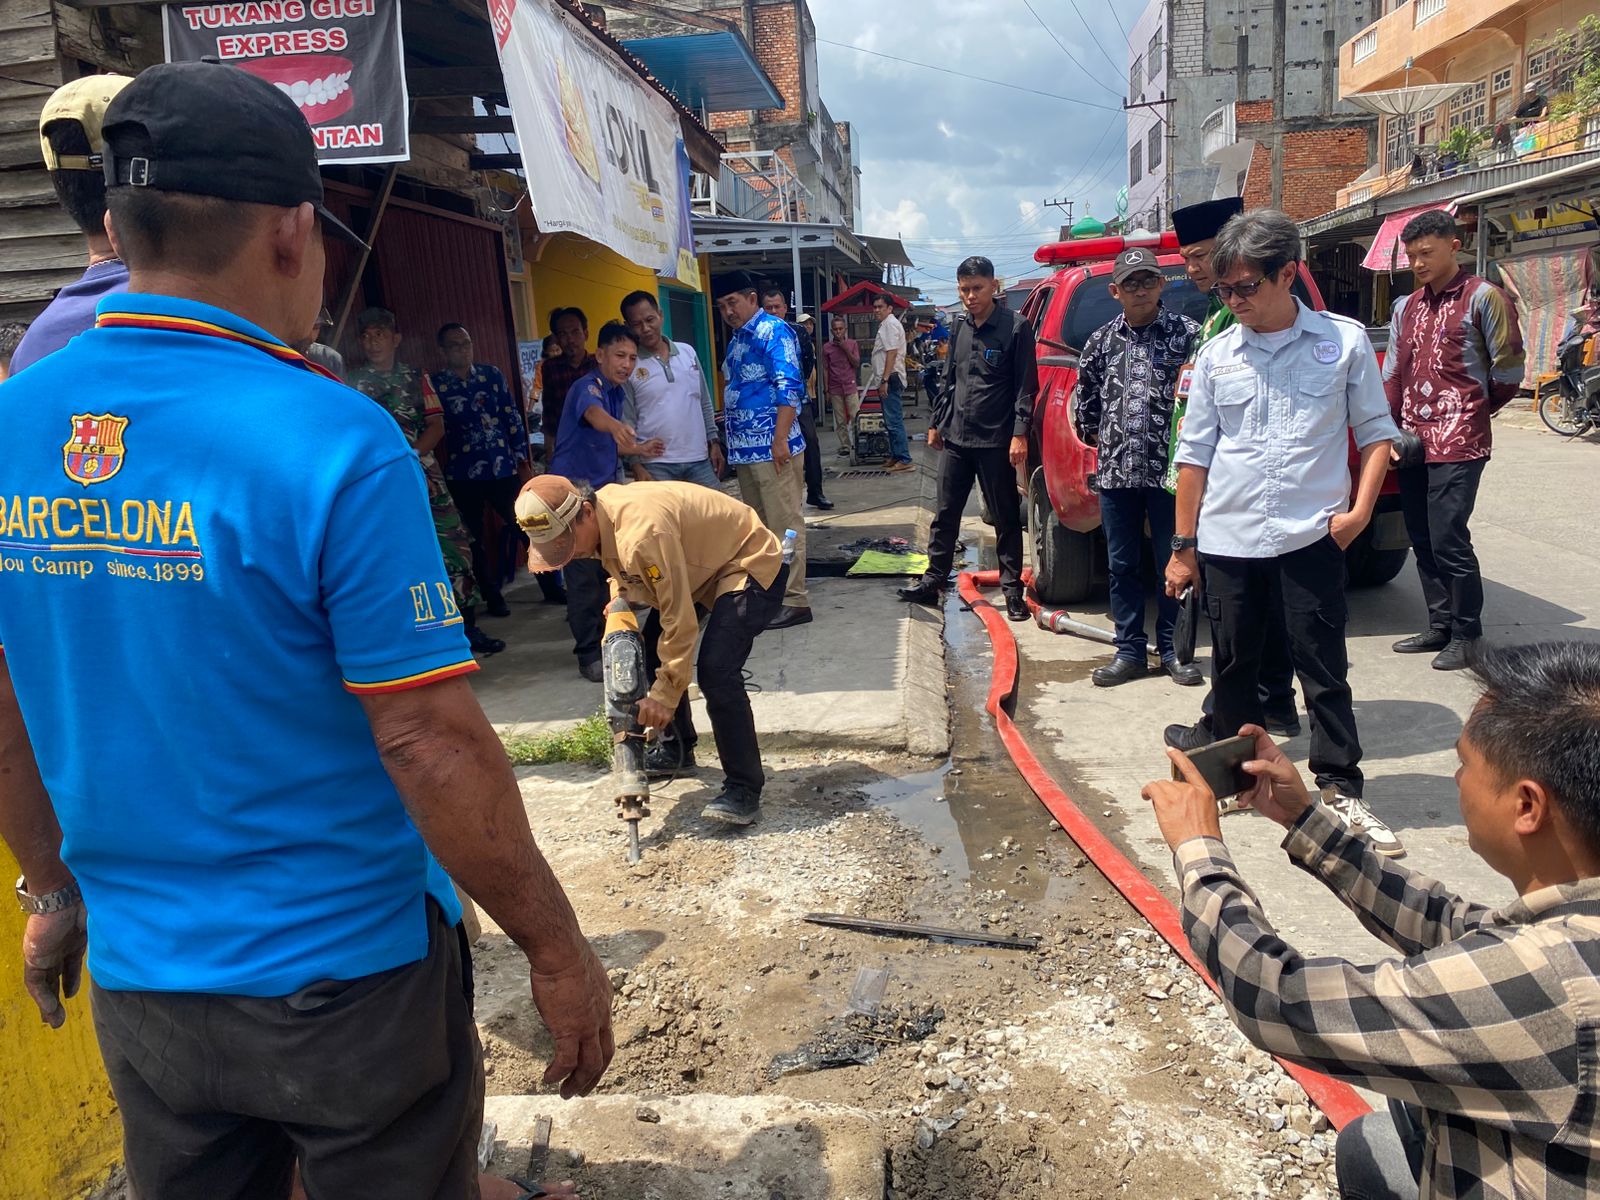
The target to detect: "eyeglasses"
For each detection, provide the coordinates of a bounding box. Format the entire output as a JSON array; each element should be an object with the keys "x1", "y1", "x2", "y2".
[
  {"x1": 1210, "y1": 277, "x2": 1271, "y2": 302},
  {"x1": 1117, "y1": 275, "x2": 1163, "y2": 293}
]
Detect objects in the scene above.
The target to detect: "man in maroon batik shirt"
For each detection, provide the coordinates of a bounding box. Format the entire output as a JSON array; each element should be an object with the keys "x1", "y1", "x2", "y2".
[{"x1": 1383, "y1": 208, "x2": 1523, "y2": 672}]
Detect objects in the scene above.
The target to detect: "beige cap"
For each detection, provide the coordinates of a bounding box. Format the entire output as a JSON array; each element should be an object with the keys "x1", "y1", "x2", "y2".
[
  {"x1": 514, "y1": 475, "x2": 587, "y2": 570},
  {"x1": 39, "y1": 74, "x2": 133, "y2": 171}
]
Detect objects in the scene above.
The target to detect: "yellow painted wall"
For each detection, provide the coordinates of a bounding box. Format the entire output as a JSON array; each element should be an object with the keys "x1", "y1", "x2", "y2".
[
  {"x1": 525, "y1": 233, "x2": 662, "y2": 336},
  {"x1": 0, "y1": 844, "x2": 120, "y2": 1199}
]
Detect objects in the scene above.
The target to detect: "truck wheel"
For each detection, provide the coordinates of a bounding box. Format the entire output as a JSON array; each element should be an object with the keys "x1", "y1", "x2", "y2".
[
  {"x1": 1344, "y1": 524, "x2": 1410, "y2": 588},
  {"x1": 1030, "y1": 468, "x2": 1091, "y2": 605}
]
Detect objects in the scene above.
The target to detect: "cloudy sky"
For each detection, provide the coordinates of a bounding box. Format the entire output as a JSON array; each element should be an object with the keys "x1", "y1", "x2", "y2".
[{"x1": 809, "y1": 0, "x2": 1137, "y2": 302}]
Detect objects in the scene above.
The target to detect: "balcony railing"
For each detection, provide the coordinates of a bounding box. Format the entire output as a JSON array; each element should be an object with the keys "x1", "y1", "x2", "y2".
[
  {"x1": 1414, "y1": 0, "x2": 1446, "y2": 24},
  {"x1": 1352, "y1": 28, "x2": 1377, "y2": 64}
]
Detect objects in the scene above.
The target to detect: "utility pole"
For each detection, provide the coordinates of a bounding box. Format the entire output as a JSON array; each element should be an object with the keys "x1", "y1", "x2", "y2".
[{"x1": 1042, "y1": 197, "x2": 1074, "y2": 225}]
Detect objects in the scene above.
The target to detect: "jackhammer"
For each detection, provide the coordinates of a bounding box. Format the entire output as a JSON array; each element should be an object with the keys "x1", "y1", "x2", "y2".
[{"x1": 600, "y1": 596, "x2": 651, "y2": 863}]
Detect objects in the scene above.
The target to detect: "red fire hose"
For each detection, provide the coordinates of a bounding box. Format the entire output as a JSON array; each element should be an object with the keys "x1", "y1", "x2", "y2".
[{"x1": 957, "y1": 568, "x2": 1370, "y2": 1130}]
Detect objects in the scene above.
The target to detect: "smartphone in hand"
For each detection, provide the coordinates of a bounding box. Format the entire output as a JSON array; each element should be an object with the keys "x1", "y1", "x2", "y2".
[{"x1": 1175, "y1": 734, "x2": 1256, "y2": 799}]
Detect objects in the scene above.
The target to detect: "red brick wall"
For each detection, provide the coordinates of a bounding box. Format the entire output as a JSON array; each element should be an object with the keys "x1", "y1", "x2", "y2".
[
  {"x1": 749, "y1": 2, "x2": 799, "y2": 123},
  {"x1": 1236, "y1": 102, "x2": 1371, "y2": 221}
]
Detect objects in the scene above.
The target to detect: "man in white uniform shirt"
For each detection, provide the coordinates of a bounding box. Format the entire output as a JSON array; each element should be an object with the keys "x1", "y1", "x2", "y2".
[
  {"x1": 1161, "y1": 208, "x2": 1405, "y2": 857},
  {"x1": 620, "y1": 290, "x2": 724, "y2": 487},
  {"x1": 865, "y1": 292, "x2": 914, "y2": 472}
]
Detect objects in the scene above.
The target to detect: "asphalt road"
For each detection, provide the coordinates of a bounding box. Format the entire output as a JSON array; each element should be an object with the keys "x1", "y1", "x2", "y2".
[{"x1": 991, "y1": 420, "x2": 1592, "y2": 964}]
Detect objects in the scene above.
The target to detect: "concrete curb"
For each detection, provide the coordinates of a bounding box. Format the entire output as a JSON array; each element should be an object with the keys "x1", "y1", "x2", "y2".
[{"x1": 902, "y1": 460, "x2": 950, "y2": 758}]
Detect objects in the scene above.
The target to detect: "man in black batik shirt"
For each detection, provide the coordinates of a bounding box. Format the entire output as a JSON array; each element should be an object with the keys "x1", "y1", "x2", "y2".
[{"x1": 1073, "y1": 249, "x2": 1200, "y2": 687}]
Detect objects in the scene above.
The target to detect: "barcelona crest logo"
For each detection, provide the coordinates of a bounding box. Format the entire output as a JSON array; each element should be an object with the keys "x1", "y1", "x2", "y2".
[{"x1": 62, "y1": 413, "x2": 129, "y2": 486}]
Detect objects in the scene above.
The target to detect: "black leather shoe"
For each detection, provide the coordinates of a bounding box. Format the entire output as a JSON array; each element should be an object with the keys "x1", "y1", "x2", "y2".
[
  {"x1": 1163, "y1": 659, "x2": 1204, "y2": 687},
  {"x1": 644, "y1": 740, "x2": 695, "y2": 777},
  {"x1": 1263, "y1": 712, "x2": 1303, "y2": 738},
  {"x1": 1004, "y1": 592, "x2": 1029, "y2": 621},
  {"x1": 467, "y1": 627, "x2": 505, "y2": 654},
  {"x1": 807, "y1": 494, "x2": 835, "y2": 511},
  {"x1": 1163, "y1": 720, "x2": 1215, "y2": 752},
  {"x1": 579, "y1": 659, "x2": 603, "y2": 682},
  {"x1": 702, "y1": 787, "x2": 760, "y2": 826},
  {"x1": 1092, "y1": 657, "x2": 1150, "y2": 688},
  {"x1": 1432, "y1": 637, "x2": 1477, "y2": 672},
  {"x1": 767, "y1": 605, "x2": 814, "y2": 630},
  {"x1": 1393, "y1": 630, "x2": 1449, "y2": 654},
  {"x1": 897, "y1": 581, "x2": 943, "y2": 606},
  {"x1": 485, "y1": 597, "x2": 512, "y2": 618}
]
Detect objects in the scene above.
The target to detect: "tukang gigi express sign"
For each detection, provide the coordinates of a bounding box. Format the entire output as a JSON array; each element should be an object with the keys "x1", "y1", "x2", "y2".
[{"x1": 163, "y1": 0, "x2": 409, "y2": 164}]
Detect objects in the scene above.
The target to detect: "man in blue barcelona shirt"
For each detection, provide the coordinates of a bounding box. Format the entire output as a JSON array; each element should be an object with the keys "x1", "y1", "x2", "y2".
[
  {"x1": 0, "y1": 61, "x2": 610, "y2": 1200},
  {"x1": 714, "y1": 270, "x2": 811, "y2": 628}
]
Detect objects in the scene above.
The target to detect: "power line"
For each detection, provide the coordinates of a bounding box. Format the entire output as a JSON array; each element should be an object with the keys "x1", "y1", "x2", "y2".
[
  {"x1": 1017, "y1": 0, "x2": 1124, "y2": 97},
  {"x1": 817, "y1": 39, "x2": 1125, "y2": 111},
  {"x1": 1106, "y1": 0, "x2": 1131, "y2": 46},
  {"x1": 1066, "y1": 0, "x2": 1133, "y2": 81}
]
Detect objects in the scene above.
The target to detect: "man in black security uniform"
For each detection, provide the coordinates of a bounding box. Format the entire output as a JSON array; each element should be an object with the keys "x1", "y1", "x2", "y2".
[{"x1": 898, "y1": 255, "x2": 1037, "y2": 620}]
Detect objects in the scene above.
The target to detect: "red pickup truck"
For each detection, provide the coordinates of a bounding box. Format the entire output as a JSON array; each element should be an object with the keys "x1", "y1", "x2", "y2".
[{"x1": 1014, "y1": 231, "x2": 1410, "y2": 605}]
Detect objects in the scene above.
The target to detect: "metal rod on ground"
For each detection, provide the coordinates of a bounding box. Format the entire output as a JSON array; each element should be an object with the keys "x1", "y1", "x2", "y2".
[{"x1": 803, "y1": 912, "x2": 1040, "y2": 950}]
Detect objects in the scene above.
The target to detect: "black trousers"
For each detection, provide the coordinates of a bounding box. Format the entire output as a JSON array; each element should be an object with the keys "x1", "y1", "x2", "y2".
[
  {"x1": 1398, "y1": 459, "x2": 1487, "y2": 640},
  {"x1": 1200, "y1": 567, "x2": 1298, "y2": 722},
  {"x1": 446, "y1": 475, "x2": 519, "y2": 606},
  {"x1": 798, "y1": 395, "x2": 824, "y2": 501},
  {"x1": 925, "y1": 442, "x2": 1024, "y2": 592},
  {"x1": 643, "y1": 564, "x2": 787, "y2": 795},
  {"x1": 448, "y1": 474, "x2": 563, "y2": 605},
  {"x1": 1204, "y1": 536, "x2": 1363, "y2": 797},
  {"x1": 566, "y1": 557, "x2": 609, "y2": 665},
  {"x1": 92, "y1": 903, "x2": 481, "y2": 1200}
]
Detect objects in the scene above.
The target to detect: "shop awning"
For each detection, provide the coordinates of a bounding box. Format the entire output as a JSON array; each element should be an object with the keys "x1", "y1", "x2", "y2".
[
  {"x1": 1362, "y1": 202, "x2": 1459, "y2": 271},
  {"x1": 621, "y1": 31, "x2": 784, "y2": 114},
  {"x1": 861, "y1": 235, "x2": 915, "y2": 268}
]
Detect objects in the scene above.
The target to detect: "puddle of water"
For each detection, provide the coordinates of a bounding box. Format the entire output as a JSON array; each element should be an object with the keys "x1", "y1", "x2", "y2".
[{"x1": 859, "y1": 763, "x2": 967, "y2": 877}]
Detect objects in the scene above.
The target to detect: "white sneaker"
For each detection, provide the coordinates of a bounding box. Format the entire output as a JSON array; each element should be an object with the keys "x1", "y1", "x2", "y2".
[{"x1": 1322, "y1": 788, "x2": 1406, "y2": 858}]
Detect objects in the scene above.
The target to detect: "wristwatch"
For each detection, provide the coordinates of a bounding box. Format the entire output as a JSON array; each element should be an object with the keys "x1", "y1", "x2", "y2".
[
  {"x1": 15, "y1": 875, "x2": 81, "y2": 915},
  {"x1": 1171, "y1": 536, "x2": 1198, "y2": 552}
]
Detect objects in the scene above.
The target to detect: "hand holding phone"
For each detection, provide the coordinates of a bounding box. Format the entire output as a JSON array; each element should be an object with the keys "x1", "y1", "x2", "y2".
[{"x1": 1173, "y1": 734, "x2": 1256, "y2": 800}]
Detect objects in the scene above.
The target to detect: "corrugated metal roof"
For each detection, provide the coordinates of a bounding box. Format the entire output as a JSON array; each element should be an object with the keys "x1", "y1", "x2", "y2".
[
  {"x1": 621, "y1": 32, "x2": 784, "y2": 115},
  {"x1": 861, "y1": 235, "x2": 914, "y2": 268}
]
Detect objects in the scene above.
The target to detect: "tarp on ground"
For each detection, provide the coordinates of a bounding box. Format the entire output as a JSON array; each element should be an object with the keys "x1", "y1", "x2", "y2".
[{"x1": 847, "y1": 551, "x2": 929, "y2": 577}]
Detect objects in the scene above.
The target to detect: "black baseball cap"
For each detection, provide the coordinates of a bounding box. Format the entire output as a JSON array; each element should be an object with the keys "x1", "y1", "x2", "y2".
[
  {"x1": 1111, "y1": 248, "x2": 1162, "y2": 285},
  {"x1": 101, "y1": 60, "x2": 366, "y2": 249}
]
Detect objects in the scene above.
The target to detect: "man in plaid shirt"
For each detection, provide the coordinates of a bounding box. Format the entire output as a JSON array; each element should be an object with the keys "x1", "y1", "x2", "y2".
[{"x1": 1144, "y1": 641, "x2": 1600, "y2": 1199}]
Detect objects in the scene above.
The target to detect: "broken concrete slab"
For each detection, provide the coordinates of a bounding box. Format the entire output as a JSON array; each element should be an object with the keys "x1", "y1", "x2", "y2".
[{"x1": 482, "y1": 1093, "x2": 885, "y2": 1200}]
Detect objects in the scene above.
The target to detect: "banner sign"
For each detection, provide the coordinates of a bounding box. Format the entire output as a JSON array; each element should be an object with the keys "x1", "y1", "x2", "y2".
[
  {"x1": 163, "y1": 0, "x2": 409, "y2": 165},
  {"x1": 488, "y1": 0, "x2": 695, "y2": 279}
]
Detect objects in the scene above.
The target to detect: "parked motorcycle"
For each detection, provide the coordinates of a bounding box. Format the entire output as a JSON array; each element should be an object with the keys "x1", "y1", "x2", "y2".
[{"x1": 1542, "y1": 291, "x2": 1600, "y2": 436}]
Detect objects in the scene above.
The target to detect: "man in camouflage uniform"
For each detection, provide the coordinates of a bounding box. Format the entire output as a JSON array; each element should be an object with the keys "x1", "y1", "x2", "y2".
[{"x1": 349, "y1": 307, "x2": 503, "y2": 655}]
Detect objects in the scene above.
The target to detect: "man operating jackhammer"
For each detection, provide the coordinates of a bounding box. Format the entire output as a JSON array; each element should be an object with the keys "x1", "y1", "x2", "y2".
[{"x1": 516, "y1": 476, "x2": 787, "y2": 827}]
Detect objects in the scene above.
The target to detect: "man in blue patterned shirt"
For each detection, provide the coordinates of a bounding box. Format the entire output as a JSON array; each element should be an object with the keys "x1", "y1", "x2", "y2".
[
  {"x1": 433, "y1": 323, "x2": 531, "y2": 619},
  {"x1": 715, "y1": 270, "x2": 811, "y2": 629}
]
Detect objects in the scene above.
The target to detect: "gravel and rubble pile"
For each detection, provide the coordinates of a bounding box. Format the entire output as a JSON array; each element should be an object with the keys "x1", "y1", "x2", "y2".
[{"x1": 473, "y1": 763, "x2": 1352, "y2": 1198}]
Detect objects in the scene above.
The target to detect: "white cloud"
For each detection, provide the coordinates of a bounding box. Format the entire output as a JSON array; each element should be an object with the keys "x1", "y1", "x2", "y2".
[{"x1": 864, "y1": 197, "x2": 931, "y2": 240}]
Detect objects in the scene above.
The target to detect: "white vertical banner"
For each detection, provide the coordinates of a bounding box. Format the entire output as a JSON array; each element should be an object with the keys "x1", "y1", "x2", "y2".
[{"x1": 487, "y1": 0, "x2": 695, "y2": 279}]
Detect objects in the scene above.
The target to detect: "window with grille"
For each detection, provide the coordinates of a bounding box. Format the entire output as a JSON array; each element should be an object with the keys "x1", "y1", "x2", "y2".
[
  {"x1": 1353, "y1": 28, "x2": 1377, "y2": 63},
  {"x1": 1129, "y1": 54, "x2": 1143, "y2": 100},
  {"x1": 1527, "y1": 35, "x2": 1593, "y2": 94},
  {"x1": 1148, "y1": 32, "x2": 1162, "y2": 81},
  {"x1": 1384, "y1": 114, "x2": 1415, "y2": 170},
  {"x1": 1147, "y1": 126, "x2": 1163, "y2": 169},
  {"x1": 1447, "y1": 79, "x2": 1488, "y2": 131},
  {"x1": 1415, "y1": 0, "x2": 1445, "y2": 24},
  {"x1": 1492, "y1": 67, "x2": 1512, "y2": 94},
  {"x1": 1130, "y1": 142, "x2": 1142, "y2": 184}
]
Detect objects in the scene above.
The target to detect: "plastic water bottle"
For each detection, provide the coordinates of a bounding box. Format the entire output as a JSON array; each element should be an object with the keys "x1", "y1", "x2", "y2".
[{"x1": 781, "y1": 529, "x2": 798, "y2": 564}]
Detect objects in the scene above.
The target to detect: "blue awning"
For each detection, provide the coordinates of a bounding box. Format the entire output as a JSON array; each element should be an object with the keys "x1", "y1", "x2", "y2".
[{"x1": 620, "y1": 31, "x2": 785, "y2": 115}]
